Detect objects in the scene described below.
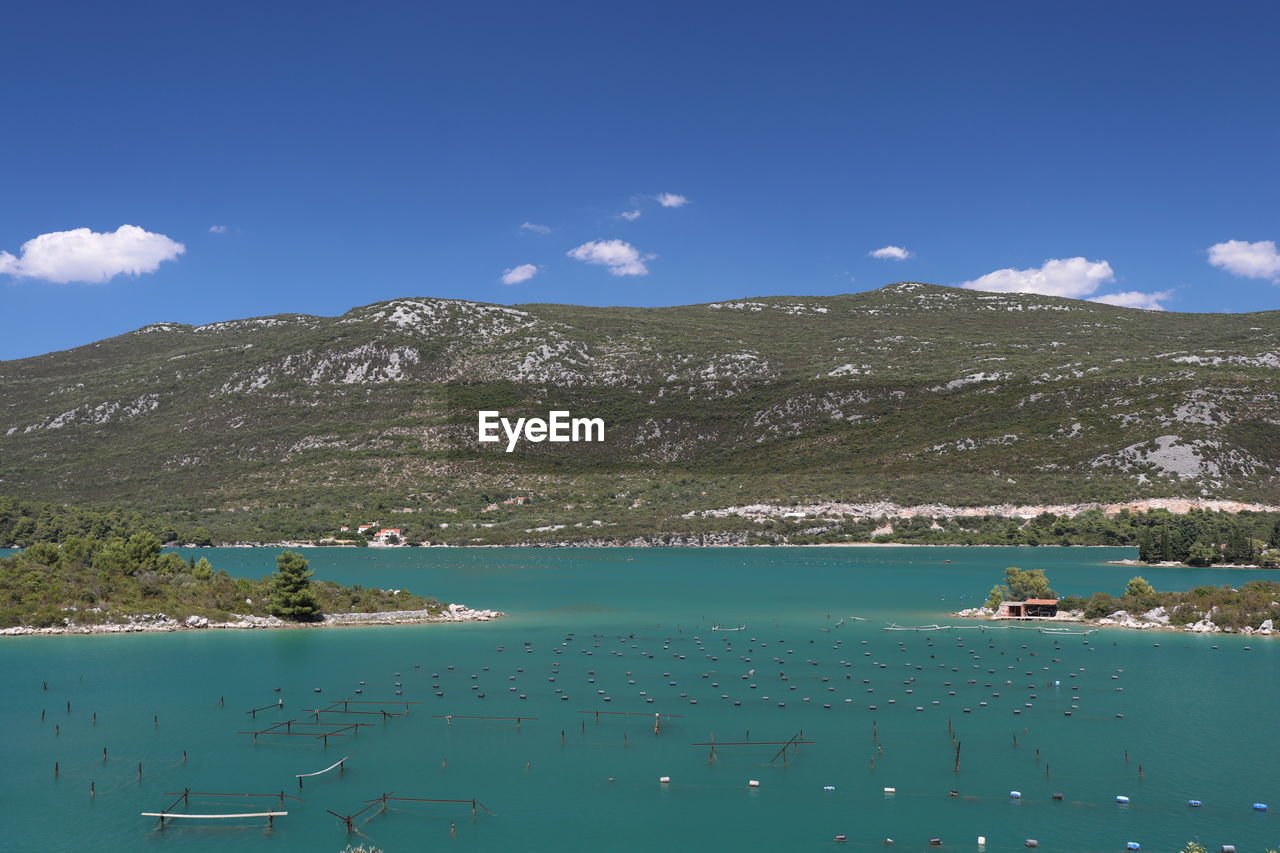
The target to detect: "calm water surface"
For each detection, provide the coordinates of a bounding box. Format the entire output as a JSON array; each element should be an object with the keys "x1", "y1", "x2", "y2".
[{"x1": 2, "y1": 546, "x2": 1276, "y2": 852}]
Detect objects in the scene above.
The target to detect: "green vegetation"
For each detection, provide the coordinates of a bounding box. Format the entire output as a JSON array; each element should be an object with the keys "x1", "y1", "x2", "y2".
[
  {"x1": 1079, "y1": 575, "x2": 1280, "y2": 630},
  {"x1": 1135, "y1": 508, "x2": 1280, "y2": 566},
  {"x1": 981, "y1": 567, "x2": 1280, "y2": 632},
  {"x1": 268, "y1": 550, "x2": 321, "y2": 621},
  {"x1": 4, "y1": 495, "x2": 1280, "y2": 562},
  {"x1": 0, "y1": 535, "x2": 442, "y2": 629},
  {"x1": 984, "y1": 566, "x2": 1056, "y2": 607},
  {"x1": 0, "y1": 284, "x2": 1278, "y2": 546}
]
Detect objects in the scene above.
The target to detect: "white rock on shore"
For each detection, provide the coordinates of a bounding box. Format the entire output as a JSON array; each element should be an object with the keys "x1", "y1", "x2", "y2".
[{"x1": 0, "y1": 602, "x2": 504, "y2": 636}]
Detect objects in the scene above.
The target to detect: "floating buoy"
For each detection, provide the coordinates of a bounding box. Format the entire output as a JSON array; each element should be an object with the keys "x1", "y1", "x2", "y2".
[
  {"x1": 1025, "y1": 842, "x2": 1038, "y2": 849},
  {"x1": 1009, "y1": 790, "x2": 1022, "y2": 799},
  {"x1": 1252, "y1": 803, "x2": 1268, "y2": 811},
  {"x1": 883, "y1": 787, "x2": 896, "y2": 794},
  {"x1": 659, "y1": 776, "x2": 670, "y2": 784},
  {"x1": 823, "y1": 786, "x2": 836, "y2": 791},
  {"x1": 834, "y1": 835, "x2": 847, "y2": 843},
  {"x1": 747, "y1": 780, "x2": 760, "y2": 787},
  {"x1": 1187, "y1": 799, "x2": 1202, "y2": 807},
  {"x1": 1051, "y1": 792, "x2": 1064, "y2": 800},
  {"x1": 1126, "y1": 843, "x2": 1140, "y2": 851},
  {"x1": 1116, "y1": 795, "x2": 1130, "y2": 804},
  {"x1": 929, "y1": 838, "x2": 941, "y2": 847},
  {"x1": 977, "y1": 837, "x2": 986, "y2": 847}
]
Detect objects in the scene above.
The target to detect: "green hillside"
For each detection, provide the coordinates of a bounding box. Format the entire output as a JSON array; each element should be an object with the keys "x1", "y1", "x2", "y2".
[{"x1": 2, "y1": 283, "x2": 1278, "y2": 543}]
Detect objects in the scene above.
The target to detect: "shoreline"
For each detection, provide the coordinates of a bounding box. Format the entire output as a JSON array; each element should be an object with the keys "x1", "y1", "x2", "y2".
[
  {"x1": 0, "y1": 602, "x2": 505, "y2": 638},
  {"x1": 162, "y1": 541, "x2": 1133, "y2": 550},
  {"x1": 1105, "y1": 558, "x2": 1273, "y2": 569},
  {"x1": 953, "y1": 607, "x2": 1276, "y2": 637}
]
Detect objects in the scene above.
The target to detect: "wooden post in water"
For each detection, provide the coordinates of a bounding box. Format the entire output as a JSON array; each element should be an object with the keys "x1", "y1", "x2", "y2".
[{"x1": 954, "y1": 741, "x2": 961, "y2": 773}]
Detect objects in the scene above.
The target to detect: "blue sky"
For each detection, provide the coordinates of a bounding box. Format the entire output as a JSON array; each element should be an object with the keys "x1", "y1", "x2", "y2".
[{"x1": 2, "y1": 1, "x2": 1279, "y2": 359}]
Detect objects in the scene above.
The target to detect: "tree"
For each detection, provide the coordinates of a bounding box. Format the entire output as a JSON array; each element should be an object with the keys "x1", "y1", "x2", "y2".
[
  {"x1": 124, "y1": 531, "x2": 162, "y2": 571},
  {"x1": 268, "y1": 550, "x2": 321, "y2": 621},
  {"x1": 985, "y1": 585, "x2": 1006, "y2": 608},
  {"x1": 1185, "y1": 542, "x2": 1217, "y2": 567},
  {"x1": 1003, "y1": 566, "x2": 1056, "y2": 600},
  {"x1": 1137, "y1": 528, "x2": 1157, "y2": 563},
  {"x1": 1124, "y1": 576, "x2": 1155, "y2": 599},
  {"x1": 192, "y1": 557, "x2": 214, "y2": 580}
]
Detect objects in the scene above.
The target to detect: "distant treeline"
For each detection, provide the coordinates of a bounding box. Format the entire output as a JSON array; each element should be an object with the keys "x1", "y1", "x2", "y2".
[
  {"x1": 0, "y1": 497, "x2": 213, "y2": 549},
  {"x1": 821, "y1": 508, "x2": 1280, "y2": 566},
  {"x1": 3, "y1": 496, "x2": 1279, "y2": 565}
]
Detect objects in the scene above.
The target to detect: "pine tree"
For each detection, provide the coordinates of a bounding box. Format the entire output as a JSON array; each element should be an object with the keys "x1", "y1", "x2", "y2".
[
  {"x1": 1137, "y1": 528, "x2": 1156, "y2": 563},
  {"x1": 268, "y1": 550, "x2": 321, "y2": 621}
]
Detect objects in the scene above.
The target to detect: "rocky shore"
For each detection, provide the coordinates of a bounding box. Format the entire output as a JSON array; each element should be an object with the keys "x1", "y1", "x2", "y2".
[
  {"x1": 0, "y1": 602, "x2": 504, "y2": 637},
  {"x1": 955, "y1": 606, "x2": 1275, "y2": 636}
]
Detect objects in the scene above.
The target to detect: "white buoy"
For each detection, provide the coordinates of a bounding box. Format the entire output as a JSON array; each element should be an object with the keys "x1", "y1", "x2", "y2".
[
  {"x1": 748, "y1": 780, "x2": 760, "y2": 787},
  {"x1": 977, "y1": 837, "x2": 986, "y2": 846},
  {"x1": 884, "y1": 786, "x2": 896, "y2": 793},
  {"x1": 659, "y1": 776, "x2": 670, "y2": 784}
]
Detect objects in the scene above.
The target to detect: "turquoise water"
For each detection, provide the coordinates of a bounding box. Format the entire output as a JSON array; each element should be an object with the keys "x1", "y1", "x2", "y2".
[{"x1": 2, "y1": 546, "x2": 1276, "y2": 852}]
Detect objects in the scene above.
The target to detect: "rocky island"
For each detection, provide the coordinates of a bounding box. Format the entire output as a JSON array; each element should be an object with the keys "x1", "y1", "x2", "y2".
[{"x1": 959, "y1": 566, "x2": 1280, "y2": 636}]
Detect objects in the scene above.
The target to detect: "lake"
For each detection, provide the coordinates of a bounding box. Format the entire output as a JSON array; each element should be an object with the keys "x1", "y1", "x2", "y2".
[{"x1": 2, "y1": 546, "x2": 1275, "y2": 852}]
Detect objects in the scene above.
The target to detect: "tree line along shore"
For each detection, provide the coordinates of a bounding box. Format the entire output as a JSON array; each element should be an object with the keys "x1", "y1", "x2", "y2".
[
  {"x1": 0, "y1": 530, "x2": 500, "y2": 633},
  {"x1": 4, "y1": 496, "x2": 1280, "y2": 561}
]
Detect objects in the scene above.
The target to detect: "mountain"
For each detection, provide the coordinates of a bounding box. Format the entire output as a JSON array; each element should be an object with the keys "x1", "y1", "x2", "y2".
[{"x1": 2, "y1": 283, "x2": 1279, "y2": 543}]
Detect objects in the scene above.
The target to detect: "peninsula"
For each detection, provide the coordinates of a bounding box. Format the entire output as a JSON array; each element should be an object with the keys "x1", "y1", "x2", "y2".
[
  {"x1": 0, "y1": 533, "x2": 502, "y2": 636},
  {"x1": 960, "y1": 566, "x2": 1280, "y2": 636}
]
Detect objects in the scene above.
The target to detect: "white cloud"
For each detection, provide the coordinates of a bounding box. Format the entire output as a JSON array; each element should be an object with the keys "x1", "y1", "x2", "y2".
[
  {"x1": 959, "y1": 256, "x2": 1115, "y2": 299},
  {"x1": 618, "y1": 210, "x2": 642, "y2": 221},
  {"x1": 1088, "y1": 290, "x2": 1172, "y2": 311},
  {"x1": 208, "y1": 224, "x2": 228, "y2": 234},
  {"x1": 566, "y1": 239, "x2": 651, "y2": 276},
  {"x1": 0, "y1": 224, "x2": 185, "y2": 284},
  {"x1": 654, "y1": 193, "x2": 689, "y2": 208},
  {"x1": 869, "y1": 245, "x2": 912, "y2": 261},
  {"x1": 1207, "y1": 239, "x2": 1280, "y2": 282},
  {"x1": 501, "y1": 263, "x2": 539, "y2": 285},
  {"x1": 519, "y1": 222, "x2": 551, "y2": 234}
]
